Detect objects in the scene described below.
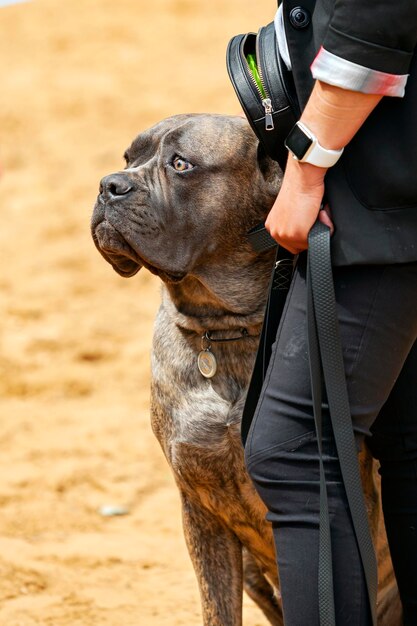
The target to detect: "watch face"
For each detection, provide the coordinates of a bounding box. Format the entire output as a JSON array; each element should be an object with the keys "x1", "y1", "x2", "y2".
[{"x1": 285, "y1": 124, "x2": 313, "y2": 160}]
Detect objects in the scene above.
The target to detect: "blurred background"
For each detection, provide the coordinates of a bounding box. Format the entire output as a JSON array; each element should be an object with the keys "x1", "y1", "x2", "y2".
[{"x1": 0, "y1": 0, "x2": 273, "y2": 623}]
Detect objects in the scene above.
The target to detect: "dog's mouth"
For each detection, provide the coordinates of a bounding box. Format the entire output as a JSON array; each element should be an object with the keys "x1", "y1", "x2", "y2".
[
  {"x1": 93, "y1": 218, "x2": 185, "y2": 283},
  {"x1": 93, "y1": 219, "x2": 141, "y2": 277}
]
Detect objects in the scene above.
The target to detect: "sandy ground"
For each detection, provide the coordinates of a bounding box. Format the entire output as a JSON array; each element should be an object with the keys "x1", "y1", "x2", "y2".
[{"x1": 0, "y1": 0, "x2": 277, "y2": 624}]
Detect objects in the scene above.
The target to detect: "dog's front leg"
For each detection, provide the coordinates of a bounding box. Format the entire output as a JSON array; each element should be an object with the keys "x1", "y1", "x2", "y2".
[{"x1": 180, "y1": 491, "x2": 243, "y2": 626}]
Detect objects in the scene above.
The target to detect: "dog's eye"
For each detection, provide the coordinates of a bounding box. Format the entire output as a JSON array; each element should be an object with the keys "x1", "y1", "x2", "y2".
[{"x1": 172, "y1": 156, "x2": 194, "y2": 172}]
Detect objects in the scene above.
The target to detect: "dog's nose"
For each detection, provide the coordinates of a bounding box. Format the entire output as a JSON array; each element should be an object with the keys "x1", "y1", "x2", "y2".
[{"x1": 100, "y1": 174, "x2": 134, "y2": 199}]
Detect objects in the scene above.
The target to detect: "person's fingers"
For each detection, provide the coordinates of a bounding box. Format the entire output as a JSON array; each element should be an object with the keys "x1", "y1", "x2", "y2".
[
  {"x1": 265, "y1": 227, "x2": 306, "y2": 254},
  {"x1": 265, "y1": 218, "x2": 310, "y2": 254},
  {"x1": 318, "y1": 204, "x2": 334, "y2": 235}
]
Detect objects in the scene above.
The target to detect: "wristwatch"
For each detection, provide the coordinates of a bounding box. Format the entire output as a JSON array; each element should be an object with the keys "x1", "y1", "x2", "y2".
[{"x1": 285, "y1": 121, "x2": 344, "y2": 168}]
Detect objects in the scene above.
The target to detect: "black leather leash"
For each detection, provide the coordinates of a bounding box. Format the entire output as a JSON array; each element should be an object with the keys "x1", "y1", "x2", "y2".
[
  {"x1": 307, "y1": 222, "x2": 377, "y2": 626},
  {"x1": 246, "y1": 220, "x2": 378, "y2": 625}
]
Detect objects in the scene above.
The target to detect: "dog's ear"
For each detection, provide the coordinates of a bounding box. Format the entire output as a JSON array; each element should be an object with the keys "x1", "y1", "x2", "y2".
[{"x1": 256, "y1": 143, "x2": 281, "y2": 189}]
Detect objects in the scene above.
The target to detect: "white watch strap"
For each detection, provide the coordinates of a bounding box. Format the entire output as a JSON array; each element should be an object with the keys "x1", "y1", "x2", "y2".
[
  {"x1": 298, "y1": 122, "x2": 344, "y2": 168},
  {"x1": 303, "y1": 140, "x2": 344, "y2": 167}
]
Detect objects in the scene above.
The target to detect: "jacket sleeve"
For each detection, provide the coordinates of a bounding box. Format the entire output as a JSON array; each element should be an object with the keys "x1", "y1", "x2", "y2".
[{"x1": 311, "y1": 0, "x2": 417, "y2": 97}]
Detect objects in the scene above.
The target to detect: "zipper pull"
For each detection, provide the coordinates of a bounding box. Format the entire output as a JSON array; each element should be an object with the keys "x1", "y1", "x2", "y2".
[{"x1": 262, "y1": 98, "x2": 274, "y2": 131}]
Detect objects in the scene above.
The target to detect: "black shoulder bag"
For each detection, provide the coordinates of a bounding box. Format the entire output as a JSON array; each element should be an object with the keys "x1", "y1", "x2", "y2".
[
  {"x1": 227, "y1": 23, "x2": 378, "y2": 626},
  {"x1": 226, "y1": 21, "x2": 299, "y2": 169}
]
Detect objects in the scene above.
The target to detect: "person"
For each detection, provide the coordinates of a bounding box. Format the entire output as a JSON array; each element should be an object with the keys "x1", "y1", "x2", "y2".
[{"x1": 243, "y1": 1, "x2": 417, "y2": 625}]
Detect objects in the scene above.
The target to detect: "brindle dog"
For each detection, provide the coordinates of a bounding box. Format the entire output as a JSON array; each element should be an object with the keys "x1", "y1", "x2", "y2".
[{"x1": 91, "y1": 114, "x2": 402, "y2": 625}]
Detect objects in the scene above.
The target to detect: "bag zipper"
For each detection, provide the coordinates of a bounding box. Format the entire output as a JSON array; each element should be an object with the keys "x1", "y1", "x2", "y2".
[
  {"x1": 256, "y1": 28, "x2": 274, "y2": 131},
  {"x1": 261, "y1": 96, "x2": 274, "y2": 131},
  {"x1": 243, "y1": 43, "x2": 274, "y2": 131}
]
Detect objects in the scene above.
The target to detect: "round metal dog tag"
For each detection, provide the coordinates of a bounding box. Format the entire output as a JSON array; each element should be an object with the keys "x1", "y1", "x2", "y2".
[{"x1": 197, "y1": 349, "x2": 217, "y2": 378}]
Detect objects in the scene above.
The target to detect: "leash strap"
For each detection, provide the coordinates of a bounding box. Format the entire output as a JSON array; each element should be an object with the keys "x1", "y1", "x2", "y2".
[
  {"x1": 241, "y1": 224, "x2": 293, "y2": 446},
  {"x1": 247, "y1": 222, "x2": 279, "y2": 253},
  {"x1": 307, "y1": 222, "x2": 378, "y2": 626},
  {"x1": 247, "y1": 221, "x2": 378, "y2": 622}
]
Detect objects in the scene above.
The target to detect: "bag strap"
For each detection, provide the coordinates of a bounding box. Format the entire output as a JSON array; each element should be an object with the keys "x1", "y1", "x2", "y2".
[{"x1": 307, "y1": 222, "x2": 378, "y2": 626}]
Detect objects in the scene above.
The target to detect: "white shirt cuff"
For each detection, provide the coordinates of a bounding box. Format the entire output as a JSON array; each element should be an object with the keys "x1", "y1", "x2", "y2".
[{"x1": 311, "y1": 47, "x2": 409, "y2": 97}]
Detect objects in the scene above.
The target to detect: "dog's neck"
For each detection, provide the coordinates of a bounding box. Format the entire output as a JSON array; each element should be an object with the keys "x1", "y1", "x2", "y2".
[{"x1": 161, "y1": 277, "x2": 266, "y2": 338}]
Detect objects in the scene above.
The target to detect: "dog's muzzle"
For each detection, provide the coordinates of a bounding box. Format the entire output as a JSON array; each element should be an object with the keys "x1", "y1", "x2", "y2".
[
  {"x1": 92, "y1": 173, "x2": 142, "y2": 277},
  {"x1": 92, "y1": 172, "x2": 185, "y2": 282}
]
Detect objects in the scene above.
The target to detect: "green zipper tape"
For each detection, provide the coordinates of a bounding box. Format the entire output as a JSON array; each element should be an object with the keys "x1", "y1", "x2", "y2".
[{"x1": 246, "y1": 53, "x2": 266, "y2": 99}]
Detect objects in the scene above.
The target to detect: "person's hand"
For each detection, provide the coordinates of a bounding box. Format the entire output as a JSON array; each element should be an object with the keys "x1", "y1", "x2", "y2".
[
  {"x1": 265, "y1": 155, "x2": 333, "y2": 254},
  {"x1": 264, "y1": 80, "x2": 383, "y2": 255}
]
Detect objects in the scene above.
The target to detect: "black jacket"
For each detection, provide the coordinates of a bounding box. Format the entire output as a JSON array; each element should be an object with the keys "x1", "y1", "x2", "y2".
[{"x1": 282, "y1": 0, "x2": 417, "y2": 265}]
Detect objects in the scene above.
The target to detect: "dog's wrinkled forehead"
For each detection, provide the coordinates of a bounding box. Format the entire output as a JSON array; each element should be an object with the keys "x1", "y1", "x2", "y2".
[{"x1": 124, "y1": 114, "x2": 257, "y2": 168}]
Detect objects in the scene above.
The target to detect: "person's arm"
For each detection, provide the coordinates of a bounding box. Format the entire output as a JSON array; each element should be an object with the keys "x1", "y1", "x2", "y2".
[
  {"x1": 265, "y1": 80, "x2": 382, "y2": 254},
  {"x1": 266, "y1": 0, "x2": 417, "y2": 254},
  {"x1": 312, "y1": 0, "x2": 417, "y2": 98}
]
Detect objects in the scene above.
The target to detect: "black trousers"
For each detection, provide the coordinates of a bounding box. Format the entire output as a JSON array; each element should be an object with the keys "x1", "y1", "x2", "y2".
[{"x1": 244, "y1": 254, "x2": 417, "y2": 626}]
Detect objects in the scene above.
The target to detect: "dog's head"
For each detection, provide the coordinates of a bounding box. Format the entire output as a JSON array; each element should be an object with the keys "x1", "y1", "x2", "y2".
[{"x1": 91, "y1": 114, "x2": 280, "y2": 287}]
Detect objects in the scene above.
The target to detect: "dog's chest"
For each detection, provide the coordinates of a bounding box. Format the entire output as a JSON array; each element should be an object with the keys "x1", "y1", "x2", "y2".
[
  {"x1": 152, "y1": 368, "x2": 243, "y2": 444},
  {"x1": 150, "y1": 305, "x2": 256, "y2": 472}
]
